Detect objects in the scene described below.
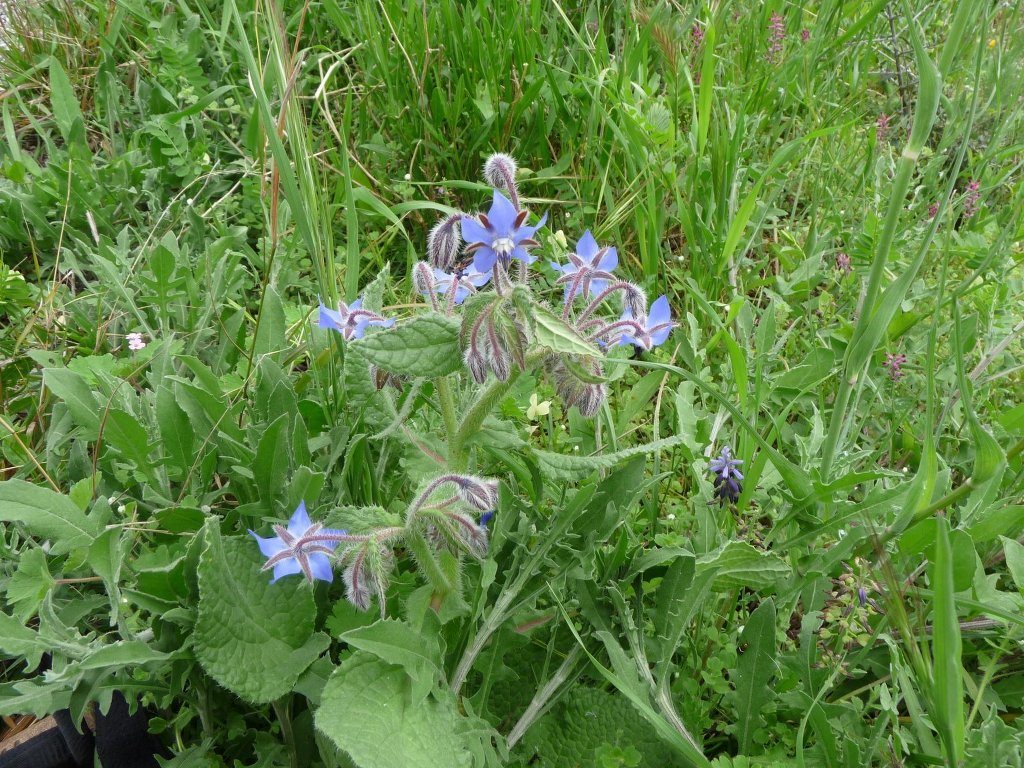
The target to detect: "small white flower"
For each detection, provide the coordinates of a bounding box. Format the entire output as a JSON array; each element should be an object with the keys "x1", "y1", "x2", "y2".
[
  {"x1": 526, "y1": 393, "x2": 551, "y2": 421},
  {"x1": 403, "y1": 173, "x2": 411, "y2": 181}
]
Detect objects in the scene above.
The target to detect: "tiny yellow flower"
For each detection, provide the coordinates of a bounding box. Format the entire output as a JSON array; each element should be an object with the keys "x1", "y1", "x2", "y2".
[
  {"x1": 988, "y1": 38, "x2": 997, "y2": 48},
  {"x1": 526, "y1": 393, "x2": 551, "y2": 421}
]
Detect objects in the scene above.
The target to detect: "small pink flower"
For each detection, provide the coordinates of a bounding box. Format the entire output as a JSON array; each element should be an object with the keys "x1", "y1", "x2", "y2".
[
  {"x1": 884, "y1": 352, "x2": 907, "y2": 381},
  {"x1": 835, "y1": 252, "x2": 852, "y2": 274},
  {"x1": 765, "y1": 12, "x2": 785, "y2": 64},
  {"x1": 876, "y1": 112, "x2": 890, "y2": 143},
  {"x1": 927, "y1": 202, "x2": 939, "y2": 220},
  {"x1": 801, "y1": 28, "x2": 810, "y2": 42},
  {"x1": 691, "y1": 24, "x2": 704, "y2": 47},
  {"x1": 126, "y1": 332, "x2": 146, "y2": 351},
  {"x1": 963, "y1": 179, "x2": 980, "y2": 217}
]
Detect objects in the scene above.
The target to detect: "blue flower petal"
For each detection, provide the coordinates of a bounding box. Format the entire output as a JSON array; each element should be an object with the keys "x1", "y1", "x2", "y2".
[
  {"x1": 318, "y1": 302, "x2": 345, "y2": 331},
  {"x1": 250, "y1": 530, "x2": 287, "y2": 558},
  {"x1": 511, "y1": 246, "x2": 536, "y2": 264},
  {"x1": 466, "y1": 270, "x2": 491, "y2": 288},
  {"x1": 472, "y1": 248, "x2": 498, "y2": 273},
  {"x1": 271, "y1": 559, "x2": 303, "y2": 583},
  {"x1": 461, "y1": 215, "x2": 491, "y2": 246},
  {"x1": 487, "y1": 189, "x2": 519, "y2": 234},
  {"x1": 288, "y1": 501, "x2": 312, "y2": 536},
  {"x1": 648, "y1": 296, "x2": 672, "y2": 326},
  {"x1": 598, "y1": 246, "x2": 618, "y2": 272},
  {"x1": 350, "y1": 316, "x2": 371, "y2": 339},
  {"x1": 576, "y1": 230, "x2": 599, "y2": 260},
  {"x1": 518, "y1": 210, "x2": 548, "y2": 239},
  {"x1": 308, "y1": 552, "x2": 334, "y2": 583}
]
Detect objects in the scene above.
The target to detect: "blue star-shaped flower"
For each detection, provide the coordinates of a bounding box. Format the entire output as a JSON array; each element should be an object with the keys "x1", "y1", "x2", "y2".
[
  {"x1": 318, "y1": 297, "x2": 394, "y2": 341},
  {"x1": 461, "y1": 189, "x2": 547, "y2": 273},
  {"x1": 550, "y1": 230, "x2": 618, "y2": 300},
  {"x1": 249, "y1": 502, "x2": 346, "y2": 584},
  {"x1": 426, "y1": 267, "x2": 491, "y2": 305},
  {"x1": 618, "y1": 295, "x2": 674, "y2": 350}
]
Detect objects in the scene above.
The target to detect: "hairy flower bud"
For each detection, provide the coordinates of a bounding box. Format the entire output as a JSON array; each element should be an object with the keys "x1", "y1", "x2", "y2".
[
  {"x1": 454, "y1": 476, "x2": 499, "y2": 511},
  {"x1": 427, "y1": 214, "x2": 463, "y2": 270},
  {"x1": 465, "y1": 347, "x2": 489, "y2": 384},
  {"x1": 488, "y1": 340, "x2": 511, "y2": 381},
  {"x1": 622, "y1": 283, "x2": 648, "y2": 318},
  {"x1": 343, "y1": 545, "x2": 371, "y2": 611},
  {"x1": 446, "y1": 511, "x2": 489, "y2": 558},
  {"x1": 577, "y1": 381, "x2": 607, "y2": 417},
  {"x1": 413, "y1": 261, "x2": 436, "y2": 295},
  {"x1": 483, "y1": 153, "x2": 518, "y2": 193}
]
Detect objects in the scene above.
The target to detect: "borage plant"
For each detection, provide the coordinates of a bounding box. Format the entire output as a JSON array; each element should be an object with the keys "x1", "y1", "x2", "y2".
[{"x1": 235, "y1": 154, "x2": 700, "y2": 766}]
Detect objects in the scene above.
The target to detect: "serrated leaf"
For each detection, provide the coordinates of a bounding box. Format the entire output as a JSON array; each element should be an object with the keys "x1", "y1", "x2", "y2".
[
  {"x1": 195, "y1": 521, "x2": 327, "y2": 703},
  {"x1": 532, "y1": 434, "x2": 690, "y2": 482},
  {"x1": 315, "y1": 652, "x2": 471, "y2": 768},
  {"x1": 354, "y1": 313, "x2": 462, "y2": 379},
  {"x1": 0, "y1": 611, "x2": 82, "y2": 669},
  {"x1": 6, "y1": 548, "x2": 54, "y2": 621},
  {"x1": 0, "y1": 480, "x2": 101, "y2": 555},
  {"x1": 696, "y1": 541, "x2": 790, "y2": 590},
  {"x1": 0, "y1": 679, "x2": 72, "y2": 718},
  {"x1": 76, "y1": 640, "x2": 171, "y2": 670},
  {"x1": 43, "y1": 368, "x2": 101, "y2": 435},
  {"x1": 732, "y1": 598, "x2": 776, "y2": 754},
  {"x1": 531, "y1": 304, "x2": 601, "y2": 359}
]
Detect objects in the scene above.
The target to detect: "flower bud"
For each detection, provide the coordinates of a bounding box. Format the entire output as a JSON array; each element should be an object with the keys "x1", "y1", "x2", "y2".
[
  {"x1": 343, "y1": 546, "x2": 371, "y2": 611},
  {"x1": 483, "y1": 153, "x2": 518, "y2": 192},
  {"x1": 623, "y1": 283, "x2": 648, "y2": 318},
  {"x1": 413, "y1": 261, "x2": 436, "y2": 295},
  {"x1": 465, "y1": 347, "x2": 489, "y2": 384},
  {"x1": 427, "y1": 214, "x2": 463, "y2": 271},
  {"x1": 454, "y1": 476, "x2": 499, "y2": 511}
]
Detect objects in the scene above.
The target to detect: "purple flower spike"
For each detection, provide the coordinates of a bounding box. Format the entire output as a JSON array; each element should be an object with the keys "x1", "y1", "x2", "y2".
[
  {"x1": 618, "y1": 295, "x2": 675, "y2": 350},
  {"x1": 249, "y1": 501, "x2": 347, "y2": 584},
  {"x1": 551, "y1": 230, "x2": 619, "y2": 301},
  {"x1": 462, "y1": 189, "x2": 547, "y2": 273},
  {"x1": 318, "y1": 296, "x2": 395, "y2": 341},
  {"x1": 709, "y1": 446, "x2": 744, "y2": 505}
]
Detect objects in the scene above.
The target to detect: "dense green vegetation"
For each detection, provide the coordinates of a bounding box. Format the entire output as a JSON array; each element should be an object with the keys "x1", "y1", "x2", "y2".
[{"x1": 1, "y1": 1, "x2": 1022, "y2": 766}]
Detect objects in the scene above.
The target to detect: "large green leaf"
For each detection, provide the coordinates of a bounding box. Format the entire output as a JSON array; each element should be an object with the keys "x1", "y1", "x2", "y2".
[
  {"x1": 696, "y1": 541, "x2": 790, "y2": 590},
  {"x1": 316, "y1": 653, "x2": 471, "y2": 768},
  {"x1": 0, "y1": 480, "x2": 101, "y2": 555},
  {"x1": 532, "y1": 434, "x2": 690, "y2": 482},
  {"x1": 195, "y1": 521, "x2": 328, "y2": 704},
  {"x1": 731, "y1": 598, "x2": 777, "y2": 754},
  {"x1": 354, "y1": 313, "x2": 462, "y2": 379}
]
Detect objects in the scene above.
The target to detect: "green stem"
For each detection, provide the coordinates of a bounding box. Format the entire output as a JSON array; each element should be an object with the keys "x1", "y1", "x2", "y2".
[
  {"x1": 436, "y1": 377, "x2": 459, "y2": 460},
  {"x1": 449, "y1": 372, "x2": 521, "y2": 472},
  {"x1": 272, "y1": 697, "x2": 299, "y2": 768},
  {"x1": 405, "y1": 529, "x2": 455, "y2": 595}
]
